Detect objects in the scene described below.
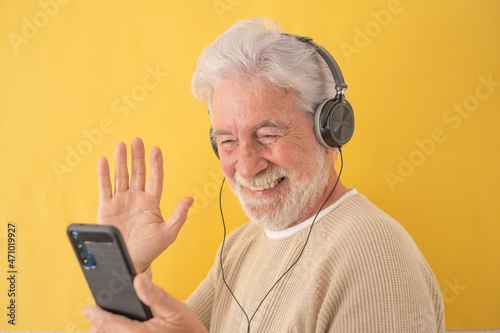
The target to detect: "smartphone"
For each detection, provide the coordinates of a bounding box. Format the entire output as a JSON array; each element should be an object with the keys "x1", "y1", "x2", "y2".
[{"x1": 67, "y1": 223, "x2": 153, "y2": 321}]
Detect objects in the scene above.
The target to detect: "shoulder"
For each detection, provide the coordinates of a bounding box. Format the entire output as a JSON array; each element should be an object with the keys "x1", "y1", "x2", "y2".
[
  {"x1": 311, "y1": 192, "x2": 434, "y2": 282},
  {"x1": 318, "y1": 192, "x2": 417, "y2": 252},
  {"x1": 312, "y1": 193, "x2": 445, "y2": 331}
]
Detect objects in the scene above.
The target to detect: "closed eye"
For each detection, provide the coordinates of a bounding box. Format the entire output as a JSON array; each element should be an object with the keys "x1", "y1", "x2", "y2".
[
  {"x1": 258, "y1": 135, "x2": 280, "y2": 145},
  {"x1": 219, "y1": 139, "x2": 238, "y2": 151}
]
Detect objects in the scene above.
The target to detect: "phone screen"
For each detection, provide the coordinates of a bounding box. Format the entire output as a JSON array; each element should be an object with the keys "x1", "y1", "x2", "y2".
[{"x1": 67, "y1": 224, "x2": 153, "y2": 321}]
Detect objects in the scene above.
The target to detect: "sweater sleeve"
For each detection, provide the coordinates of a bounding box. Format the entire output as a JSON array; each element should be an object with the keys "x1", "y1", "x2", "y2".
[{"x1": 320, "y1": 214, "x2": 445, "y2": 332}]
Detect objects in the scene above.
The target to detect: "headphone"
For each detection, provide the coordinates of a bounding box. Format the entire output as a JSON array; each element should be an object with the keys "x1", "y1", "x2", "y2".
[{"x1": 209, "y1": 34, "x2": 354, "y2": 159}]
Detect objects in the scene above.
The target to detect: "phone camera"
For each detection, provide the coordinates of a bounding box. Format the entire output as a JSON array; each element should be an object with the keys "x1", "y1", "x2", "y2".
[
  {"x1": 72, "y1": 231, "x2": 97, "y2": 269},
  {"x1": 83, "y1": 251, "x2": 96, "y2": 269}
]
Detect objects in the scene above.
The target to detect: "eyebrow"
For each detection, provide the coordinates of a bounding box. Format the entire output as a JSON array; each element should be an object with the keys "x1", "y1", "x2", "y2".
[
  {"x1": 211, "y1": 129, "x2": 232, "y2": 140},
  {"x1": 254, "y1": 120, "x2": 289, "y2": 131}
]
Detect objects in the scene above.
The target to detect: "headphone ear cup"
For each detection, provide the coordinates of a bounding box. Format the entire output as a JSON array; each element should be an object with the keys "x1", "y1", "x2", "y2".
[
  {"x1": 209, "y1": 127, "x2": 220, "y2": 159},
  {"x1": 314, "y1": 99, "x2": 331, "y2": 147},
  {"x1": 314, "y1": 98, "x2": 354, "y2": 148}
]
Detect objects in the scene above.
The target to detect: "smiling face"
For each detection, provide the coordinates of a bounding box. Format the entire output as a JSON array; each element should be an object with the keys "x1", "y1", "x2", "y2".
[{"x1": 212, "y1": 75, "x2": 336, "y2": 231}]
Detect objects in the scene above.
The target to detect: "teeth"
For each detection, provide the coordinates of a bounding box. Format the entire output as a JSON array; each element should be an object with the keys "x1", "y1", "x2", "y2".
[{"x1": 248, "y1": 178, "x2": 283, "y2": 191}]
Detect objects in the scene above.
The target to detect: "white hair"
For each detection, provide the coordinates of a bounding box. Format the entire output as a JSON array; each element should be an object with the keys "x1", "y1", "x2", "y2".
[{"x1": 191, "y1": 17, "x2": 336, "y2": 121}]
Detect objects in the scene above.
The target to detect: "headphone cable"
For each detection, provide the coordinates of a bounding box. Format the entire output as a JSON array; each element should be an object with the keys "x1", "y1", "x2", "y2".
[{"x1": 219, "y1": 147, "x2": 344, "y2": 332}]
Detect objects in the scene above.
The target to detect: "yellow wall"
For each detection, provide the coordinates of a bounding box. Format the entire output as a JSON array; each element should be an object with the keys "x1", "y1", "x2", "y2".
[{"x1": 0, "y1": 0, "x2": 499, "y2": 331}]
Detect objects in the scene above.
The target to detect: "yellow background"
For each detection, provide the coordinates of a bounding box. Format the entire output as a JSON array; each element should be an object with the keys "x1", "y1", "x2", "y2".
[{"x1": 1, "y1": 0, "x2": 499, "y2": 331}]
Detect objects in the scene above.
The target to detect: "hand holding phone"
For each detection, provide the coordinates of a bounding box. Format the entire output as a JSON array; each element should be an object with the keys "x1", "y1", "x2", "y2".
[{"x1": 83, "y1": 272, "x2": 208, "y2": 333}]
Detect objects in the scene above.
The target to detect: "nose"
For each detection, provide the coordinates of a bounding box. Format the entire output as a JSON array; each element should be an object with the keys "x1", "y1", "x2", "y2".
[{"x1": 235, "y1": 141, "x2": 268, "y2": 180}]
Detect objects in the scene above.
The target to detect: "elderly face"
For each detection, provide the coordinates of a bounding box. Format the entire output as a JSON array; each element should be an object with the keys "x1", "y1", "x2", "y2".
[{"x1": 212, "y1": 75, "x2": 333, "y2": 231}]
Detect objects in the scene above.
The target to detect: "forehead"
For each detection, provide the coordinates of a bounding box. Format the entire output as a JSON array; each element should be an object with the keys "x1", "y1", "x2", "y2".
[{"x1": 212, "y1": 75, "x2": 301, "y2": 129}]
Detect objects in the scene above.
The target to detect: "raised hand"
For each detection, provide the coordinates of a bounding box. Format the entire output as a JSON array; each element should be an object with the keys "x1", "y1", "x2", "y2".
[{"x1": 97, "y1": 137, "x2": 193, "y2": 272}]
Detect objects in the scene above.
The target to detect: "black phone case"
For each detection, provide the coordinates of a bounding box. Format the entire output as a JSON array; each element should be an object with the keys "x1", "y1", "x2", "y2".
[{"x1": 67, "y1": 223, "x2": 153, "y2": 321}]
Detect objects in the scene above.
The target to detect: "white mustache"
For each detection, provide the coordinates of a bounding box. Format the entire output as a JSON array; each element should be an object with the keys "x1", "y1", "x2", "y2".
[{"x1": 234, "y1": 164, "x2": 291, "y2": 190}]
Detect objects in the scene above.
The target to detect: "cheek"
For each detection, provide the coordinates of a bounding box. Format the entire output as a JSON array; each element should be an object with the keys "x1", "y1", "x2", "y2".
[
  {"x1": 273, "y1": 135, "x2": 317, "y2": 163},
  {"x1": 220, "y1": 157, "x2": 236, "y2": 181},
  {"x1": 272, "y1": 144, "x2": 321, "y2": 180}
]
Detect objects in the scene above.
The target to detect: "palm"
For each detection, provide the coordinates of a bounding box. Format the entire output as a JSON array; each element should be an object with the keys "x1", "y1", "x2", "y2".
[
  {"x1": 96, "y1": 138, "x2": 193, "y2": 272},
  {"x1": 98, "y1": 190, "x2": 163, "y2": 271}
]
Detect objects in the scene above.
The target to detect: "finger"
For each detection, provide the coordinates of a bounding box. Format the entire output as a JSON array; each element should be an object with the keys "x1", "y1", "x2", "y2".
[
  {"x1": 134, "y1": 273, "x2": 183, "y2": 318},
  {"x1": 145, "y1": 146, "x2": 164, "y2": 201},
  {"x1": 134, "y1": 274, "x2": 206, "y2": 332},
  {"x1": 130, "y1": 137, "x2": 146, "y2": 191},
  {"x1": 162, "y1": 197, "x2": 194, "y2": 244},
  {"x1": 97, "y1": 157, "x2": 112, "y2": 203},
  {"x1": 84, "y1": 305, "x2": 139, "y2": 333},
  {"x1": 114, "y1": 142, "x2": 129, "y2": 194}
]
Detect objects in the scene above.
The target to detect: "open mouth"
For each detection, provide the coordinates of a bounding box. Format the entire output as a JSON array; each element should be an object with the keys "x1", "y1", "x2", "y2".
[{"x1": 247, "y1": 177, "x2": 286, "y2": 191}]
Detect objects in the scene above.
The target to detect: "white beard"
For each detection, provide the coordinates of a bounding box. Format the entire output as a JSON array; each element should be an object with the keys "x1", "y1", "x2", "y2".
[{"x1": 229, "y1": 147, "x2": 330, "y2": 231}]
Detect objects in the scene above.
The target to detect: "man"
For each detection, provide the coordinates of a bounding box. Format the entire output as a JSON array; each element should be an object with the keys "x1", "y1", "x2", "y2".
[{"x1": 84, "y1": 18, "x2": 445, "y2": 332}]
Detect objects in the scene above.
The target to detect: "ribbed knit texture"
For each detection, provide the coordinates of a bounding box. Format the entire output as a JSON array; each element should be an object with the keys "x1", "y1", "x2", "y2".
[{"x1": 186, "y1": 193, "x2": 445, "y2": 332}]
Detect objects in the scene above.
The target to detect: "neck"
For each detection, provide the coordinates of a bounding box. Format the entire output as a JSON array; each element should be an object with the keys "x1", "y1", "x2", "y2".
[{"x1": 319, "y1": 178, "x2": 349, "y2": 212}]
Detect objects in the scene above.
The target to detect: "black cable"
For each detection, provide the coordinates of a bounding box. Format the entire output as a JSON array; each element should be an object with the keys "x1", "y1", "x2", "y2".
[
  {"x1": 218, "y1": 177, "x2": 251, "y2": 328},
  {"x1": 219, "y1": 147, "x2": 344, "y2": 332}
]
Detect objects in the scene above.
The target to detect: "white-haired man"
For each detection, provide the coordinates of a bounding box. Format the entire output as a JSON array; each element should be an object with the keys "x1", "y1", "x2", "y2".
[{"x1": 84, "y1": 18, "x2": 445, "y2": 332}]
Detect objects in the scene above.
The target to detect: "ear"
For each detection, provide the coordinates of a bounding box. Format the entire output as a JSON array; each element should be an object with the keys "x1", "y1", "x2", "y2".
[
  {"x1": 323, "y1": 147, "x2": 340, "y2": 166},
  {"x1": 324, "y1": 146, "x2": 339, "y2": 156}
]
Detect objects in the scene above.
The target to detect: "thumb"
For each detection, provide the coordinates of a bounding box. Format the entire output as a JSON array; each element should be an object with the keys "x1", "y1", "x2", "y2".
[
  {"x1": 84, "y1": 305, "x2": 139, "y2": 333},
  {"x1": 134, "y1": 273, "x2": 183, "y2": 317},
  {"x1": 161, "y1": 196, "x2": 194, "y2": 246},
  {"x1": 133, "y1": 274, "x2": 207, "y2": 332}
]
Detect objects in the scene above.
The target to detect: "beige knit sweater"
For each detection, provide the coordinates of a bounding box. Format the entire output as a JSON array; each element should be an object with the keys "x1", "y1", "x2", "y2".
[{"x1": 186, "y1": 191, "x2": 445, "y2": 332}]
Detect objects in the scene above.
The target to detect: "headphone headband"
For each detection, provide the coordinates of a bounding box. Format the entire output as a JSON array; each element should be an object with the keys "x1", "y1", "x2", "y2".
[
  {"x1": 292, "y1": 35, "x2": 354, "y2": 148},
  {"x1": 293, "y1": 36, "x2": 348, "y2": 93}
]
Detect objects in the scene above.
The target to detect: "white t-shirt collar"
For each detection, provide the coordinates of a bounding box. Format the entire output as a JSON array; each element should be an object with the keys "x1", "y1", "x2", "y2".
[{"x1": 264, "y1": 189, "x2": 357, "y2": 239}]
